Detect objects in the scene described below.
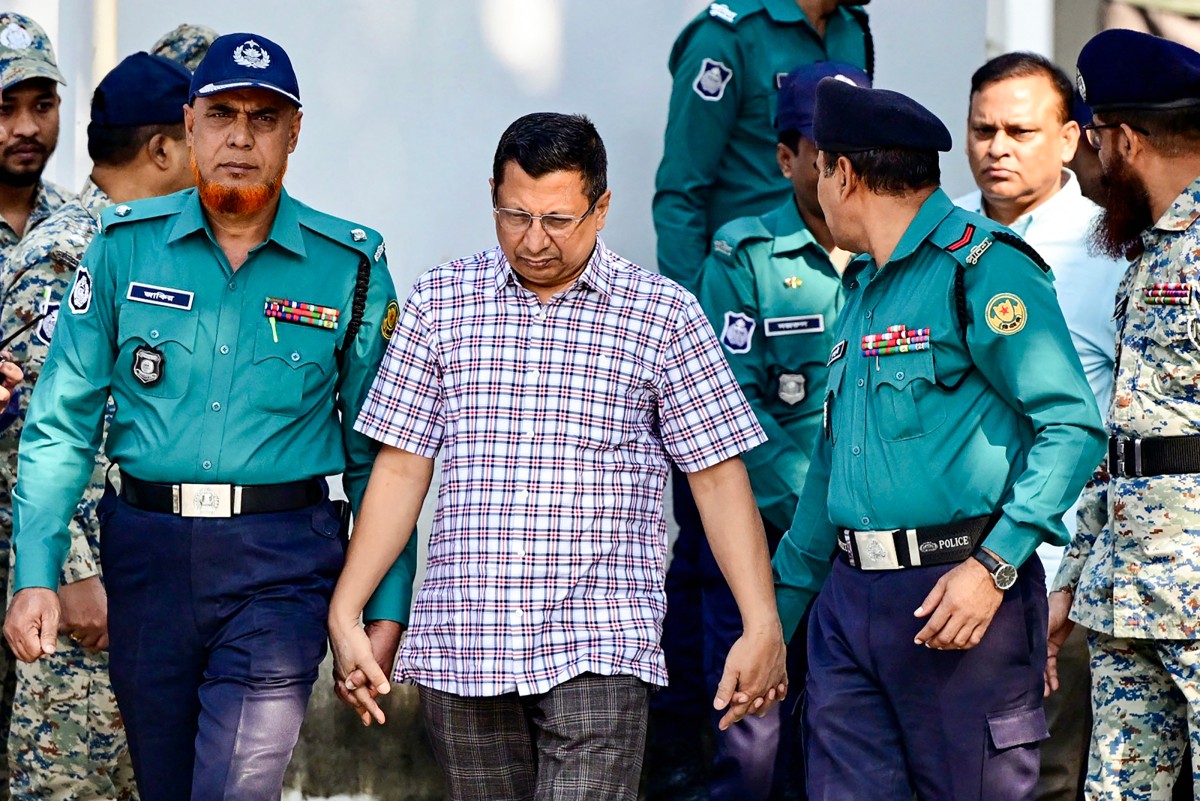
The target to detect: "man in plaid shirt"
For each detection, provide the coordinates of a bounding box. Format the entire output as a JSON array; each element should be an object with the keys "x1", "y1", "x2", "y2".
[{"x1": 327, "y1": 112, "x2": 788, "y2": 801}]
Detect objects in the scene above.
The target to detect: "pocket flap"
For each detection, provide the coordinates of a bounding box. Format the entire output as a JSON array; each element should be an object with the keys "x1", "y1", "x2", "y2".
[
  {"x1": 873, "y1": 347, "x2": 934, "y2": 389},
  {"x1": 987, "y1": 705, "x2": 1048, "y2": 750}
]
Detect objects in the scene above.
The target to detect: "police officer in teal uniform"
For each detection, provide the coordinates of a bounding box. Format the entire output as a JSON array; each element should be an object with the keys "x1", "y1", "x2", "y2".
[
  {"x1": 654, "y1": 0, "x2": 870, "y2": 291},
  {"x1": 2, "y1": 33, "x2": 415, "y2": 801},
  {"x1": 650, "y1": 6, "x2": 870, "y2": 795},
  {"x1": 692, "y1": 60, "x2": 866, "y2": 799},
  {"x1": 772, "y1": 79, "x2": 1106, "y2": 801}
]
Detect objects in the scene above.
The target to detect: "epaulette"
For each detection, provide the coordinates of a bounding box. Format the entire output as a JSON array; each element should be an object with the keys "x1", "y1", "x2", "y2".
[
  {"x1": 992, "y1": 229, "x2": 1052, "y2": 274},
  {"x1": 99, "y1": 192, "x2": 187, "y2": 229},
  {"x1": 293, "y1": 199, "x2": 387, "y2": 264},
  {"x1": 703, "y1": 0, "x2": 763, "y2": 27},
  {"x1": 930, "y1": 214, "x2": 999, "y2": 271},
  {"x1": 711, "y1": 215, "x2": 771, "y2": 262}
]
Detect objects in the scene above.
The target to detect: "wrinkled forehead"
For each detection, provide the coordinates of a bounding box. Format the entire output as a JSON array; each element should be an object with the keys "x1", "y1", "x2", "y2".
[{"x1": 192, "y1": 86, "x2": 295, "y2": 114}]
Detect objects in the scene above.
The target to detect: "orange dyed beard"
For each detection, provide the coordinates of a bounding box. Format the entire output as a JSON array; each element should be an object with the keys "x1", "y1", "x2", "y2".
[{"x1": 191, "y1": 153, "x2": 286, "y2": 216}]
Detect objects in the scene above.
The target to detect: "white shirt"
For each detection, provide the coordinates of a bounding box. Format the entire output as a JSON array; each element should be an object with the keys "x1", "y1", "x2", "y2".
[{"x1": 956, "y1": 169, "x2": 1127, "y2": 582}]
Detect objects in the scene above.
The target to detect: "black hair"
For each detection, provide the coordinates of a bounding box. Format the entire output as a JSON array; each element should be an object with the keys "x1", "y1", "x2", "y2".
[
  {"x1": 820, "y1": 148, "x2": 941, "y2": 195},
  {"x1": 492, "y1": 112, "x2": 607, "y2": 204},
  {"x1": 778, "y1": 129, "x2": 803, "y2": 153},
  {"x1": 1107, "y1": 106, "x2": 1200, "y2": 156},
  {"x1": 970, "y1": 52, "x2": 1073, "y2": 124},
  {"x1": 87, "y1": 122, "x2": 185, "y2": 167}
]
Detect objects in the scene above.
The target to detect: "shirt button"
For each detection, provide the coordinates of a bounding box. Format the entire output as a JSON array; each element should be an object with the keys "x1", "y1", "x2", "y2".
[
  {"x1": 227, "y1": 280, "x2": 237, "y2": 290},
  {"x1": 857, "y1": 378, "x2": 864, "y2": 387},
  {"x1": 149, "y1": 329, "x2": 159, "y2": 339},
  {"x1": 861, "y1": 516, "x2": 871, "y2": 526},
  {"x1": 510, "y1": 609, "x2": 524, "y2": 623},
  {"x1": 515, "y1": 489, "x2": 529, "y2": 501},
  {"x1": 291, "y1": 352, "x2": 301, "y2": 362},
  {"x1": 849, "y1": 281, "x2": 859, "y2": 289},
  {"x1": 865, "y1": 310, "x2": 873, "y2": 320},
  {"x1": 202, "y1": 460, "x2": 212, "y2": 470},
  {"x1": 526, "y1": 369, "x2": 539, "y2": 381},
  {"x1": 895, "y1": 371, "x2": 905, "y2": 380},
  {"x1": 514, "y1": 543, "x2": 526, "y2": 557},
  {"x1": 852, "y1": 446, "x2": 861, "y2": 455},
  {"x1": 211, "y1": 402, "x2": 221, "y2": 412},
  {"x1": 220, "y1": 345, "x2": 230, "y2": 355}
]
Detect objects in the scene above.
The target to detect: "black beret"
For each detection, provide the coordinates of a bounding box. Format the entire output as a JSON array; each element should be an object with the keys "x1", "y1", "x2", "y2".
[
  {"x1": 813, "y1": 78, "x2": 952, "y2": 153},
  {"x1": 1077, "y1": 29, "x2": 1200, "y2": 112},
  {"x1": 91, "y1": 52, "x2": 191, "y2": 127}
]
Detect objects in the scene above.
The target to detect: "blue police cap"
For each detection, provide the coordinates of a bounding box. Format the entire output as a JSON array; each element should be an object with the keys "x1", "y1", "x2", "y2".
[
  {"x1": 190, "y1": 32, "x2": 300, "y2": 107},
  {"x1": 776, "y1": 61, "x2": 871, "y2": 137},
  {"x1": 813, "y1": 78, "x2": 952, "y2": 153},
  {"x1": 1077, "y1": 29, "x2": 1200, "y2": 112},
  {"x1": 91, "y1": 52, "x2": 190, "y2": 127}
]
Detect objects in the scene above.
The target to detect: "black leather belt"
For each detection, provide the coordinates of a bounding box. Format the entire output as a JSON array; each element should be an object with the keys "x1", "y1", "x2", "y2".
[
  {"x1": 838, "y1": 514, "x2": 995, "y2": 571},
  {"x1": 121, "y1": 474, "x2": 323, "y2": 518},
  {"x1": 1108, "y1": 434, "x2": 1200, "y2": 478}
]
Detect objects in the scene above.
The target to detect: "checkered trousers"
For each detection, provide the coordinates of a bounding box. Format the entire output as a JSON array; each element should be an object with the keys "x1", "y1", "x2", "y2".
[{"x1": 355, "y1": 239, "x2": 765, "y2": 697}]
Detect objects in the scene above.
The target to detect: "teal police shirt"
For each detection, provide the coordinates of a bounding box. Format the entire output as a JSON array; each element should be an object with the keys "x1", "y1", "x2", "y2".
[
  {"x1": 12, "y1": 188, "x2": 416, "y2": 623},
  {"x1": 653, "y1": 0, "x2": 870, "y2": 291},
  {"x1": 771, "y1": 189, "x2": 1106, "y2": 639},
  {"x1": 697, "y1": 197, "x2": 845, "y2": 531}
]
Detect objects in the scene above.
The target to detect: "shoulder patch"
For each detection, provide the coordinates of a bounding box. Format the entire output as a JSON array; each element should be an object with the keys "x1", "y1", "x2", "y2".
[
  {"x1": 381, "y1": 300, "x2": 399, "y2": 341},
  {"x1": 720, "y1": 312, "x2": 755, "y2": 354},
  {"x1": 693, "y1": 58, "x2": 733, "y2": 101},
  {"x1": 68, "y1": 266, "x2": 92, "y2": 315},
  {"x1": 985, "y1": 293, "x2": 1028, "y2": 335},
  {"x1": 992, "y1": 230, "x2": 1051, "y2": 274}
]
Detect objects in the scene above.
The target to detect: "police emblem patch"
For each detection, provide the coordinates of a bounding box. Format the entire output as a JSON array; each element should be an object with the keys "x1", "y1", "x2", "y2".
[
  {"x1": 69, "y1": 266, "x2": 93, "y2": 315},
  {"x1": 720, "y1": 312, "x2": 755, "y2": 354},
  {"x1": 381, "y1": 300, "x2": 399, "y2": 341},
  {"x1": 1076, "y1": 72, "x2": 1087, "y2": 102},
  {"x1": 827, "y1": 339, "x2": 847, "y2": 366},
  {"x1": 0, "y1": 23, "x2": 31, "y2": 50},
  {"x1": 693, "y1": 59, "x2": 733, "y2": 102},
  {"x1": 233, "y1": 39, "x2": 270, "y2": 69},
  {"x1": 986, "y1": 293, "x2": 1027, "y2": 335},
  {"x1": 35, "y1": 303, "x2": 60, "y2": 346},
  {"x1": 132, "y1": 344, "x2": 165, "y2": 386},
  {"x1": 778, "y1": 373, "x2": 806, "y2": 405}
]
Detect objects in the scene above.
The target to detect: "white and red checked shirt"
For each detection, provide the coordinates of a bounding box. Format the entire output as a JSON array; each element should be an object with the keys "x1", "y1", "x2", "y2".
[{"x1": 356, "y1": 238, "x2": 766, "y2": 696}]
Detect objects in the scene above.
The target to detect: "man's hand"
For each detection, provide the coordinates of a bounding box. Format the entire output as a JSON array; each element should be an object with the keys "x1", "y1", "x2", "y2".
[
  {"x1": 332, "y1": 619, "x2": 403, "y2": 727},
  {"x1": 58, "y1": 575, "x2": 109, "y2": 651},
  {"x1": 4, "y1": 587, "x2": 61, "y2": 662},
  {"x1": 328, "y1": 613, "x2": 393, "y2": 727},
  {"x1": 1045, "y1": 589, "x2": 1075, "y2": 696},
  {"x1": 713, "y1": 625, "x2": 788, "y2": 731},
  {"x1": 913, "y1": 556, "x2": 1004, "y2": 650}
]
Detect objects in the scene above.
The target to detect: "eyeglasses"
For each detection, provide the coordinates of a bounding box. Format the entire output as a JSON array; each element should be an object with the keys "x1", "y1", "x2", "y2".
[
  {"x1": 493, "y1": 196, "x2": 600, "y2": 238},
  {"x1": 1083, "y1": 121, "x2": 1151, "y2": 150}
]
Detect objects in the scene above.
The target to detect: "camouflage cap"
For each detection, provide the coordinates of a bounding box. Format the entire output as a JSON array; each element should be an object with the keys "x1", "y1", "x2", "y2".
[
  {"x1": 150, "y1": 23, "x2": 219, "y2": 73},
  {"x1": 0, "y1": 12, "x2": 65, "y2": 88}
]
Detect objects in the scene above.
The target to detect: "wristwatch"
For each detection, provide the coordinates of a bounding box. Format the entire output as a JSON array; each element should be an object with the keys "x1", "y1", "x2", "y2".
[{"x1": 971, "y1": 548, "x2": 1018, "y2": 591}]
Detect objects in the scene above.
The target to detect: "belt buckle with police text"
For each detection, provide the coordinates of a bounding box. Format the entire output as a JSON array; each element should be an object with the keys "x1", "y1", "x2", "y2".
[{"x1": 175, "y1": 483, "x2": 236, "y2": 518}]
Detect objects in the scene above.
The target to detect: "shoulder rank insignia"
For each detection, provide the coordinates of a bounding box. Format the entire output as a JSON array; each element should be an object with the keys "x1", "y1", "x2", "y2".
[
  {"x1": 374, "y1": 242, "x2": 385, "y2": 263},
  {"x1": 709, "y1": 2, "x2": 738, "y2": 23},
  {"x1": 986, "y1": 293, "x2": 1027, "y2": 335},
  {"x1": 115, "y1": 205, "x2": 132, "y2": 217},
  {"x1": 945, "y1": 223, "x2": 975, "y2": 253},
  {"x1": 783, "y1": 276, "x2": 802, "y2": 289},
  {"x1": 713, "y1": 239, "x2": 733, "y2": 256},
  {"x1": 350, "y1": 228, "x2": 367, "y2": 242},
  {"x1": 694, "y1": 58, "x2": 733, "y2": 102}
]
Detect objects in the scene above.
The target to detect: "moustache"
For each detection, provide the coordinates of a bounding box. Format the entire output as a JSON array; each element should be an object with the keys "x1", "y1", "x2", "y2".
[{"x1": 3, "y1": 138, "x2": 46, "y2": 158}]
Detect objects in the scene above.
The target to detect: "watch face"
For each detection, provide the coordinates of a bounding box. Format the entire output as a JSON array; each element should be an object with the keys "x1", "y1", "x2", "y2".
[{"x1": 995, "y1": 564, "x2": 1019, "y2": 590}]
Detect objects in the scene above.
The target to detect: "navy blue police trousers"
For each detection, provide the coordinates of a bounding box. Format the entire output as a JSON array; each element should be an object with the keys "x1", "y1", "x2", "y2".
[
  {"x1": 98, "y1": 487, "x2": 344, "y2": 801},
  {"x1": 804, "y1": 555, "x2": 1049, "y2": 801}
]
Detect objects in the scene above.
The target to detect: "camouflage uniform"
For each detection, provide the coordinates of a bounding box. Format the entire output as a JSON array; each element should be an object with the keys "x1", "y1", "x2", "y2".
[
  {"x1": 149, "y1": 23, "x2": 218, "y2": 72},
  {"x1": 1054, "y1": 177, "x2": 1200, "y2": 800},
  {"x1": 0, "y1": 178, "x2": 135, "y2": 800}
]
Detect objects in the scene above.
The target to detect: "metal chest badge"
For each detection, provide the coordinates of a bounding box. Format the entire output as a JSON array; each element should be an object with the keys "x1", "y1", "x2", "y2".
[
  {"x1": 132, "y1": 344, "x2": 164, "y2": 386},
  {"x1": 778, "y1": 373, "x2": 806, "y2": 405}
]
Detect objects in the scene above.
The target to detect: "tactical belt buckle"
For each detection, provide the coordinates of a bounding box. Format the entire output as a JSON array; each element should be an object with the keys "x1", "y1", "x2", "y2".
[
  {"x1": 174, "y1": 483, "x2": 242, "y2": 518},
  {"x1": 852, "y1": 530, "x2": 909, "y2": 571},
  {"x1": 1114, "y1": 437, "x2": 1143, "y2": 478}
]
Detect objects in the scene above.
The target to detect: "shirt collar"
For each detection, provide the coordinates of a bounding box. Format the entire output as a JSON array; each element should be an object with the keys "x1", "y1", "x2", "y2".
[
  {"x1": 491, "y1": 236, "x2": 614, "y2": 299},
  {"x1": 770, "y1": 197, "x2": 820, "y2": 257},
  {"x1": 167, "y1": 187, "x2": 307, "y2": 258},
  {"x1": 886, "y1": 188, "x2": 956, "y2": 266},
  {"x1": 1149, "y1": 174, "x2": 1200, "y2": 235}
]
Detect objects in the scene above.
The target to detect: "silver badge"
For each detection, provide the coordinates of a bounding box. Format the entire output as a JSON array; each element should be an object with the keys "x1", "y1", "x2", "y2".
[
  {"x1": 778, "y1": 373, "x2": 806, "y2": 405},
  {"x1": 1076, "y1": 72, "x2": 1087, "y2": 103},
  {"x1": 0, "y1": 23, "x2": 32, "y2": 50},
  {"x1": 115, "y1": 205, "x2": 132, "y2": 217},
  {"x1": 132, "y1": 345, "x2": 164, "y2": 386},
  {"x1": 232, "y1": 39, "x2": 270, "y2": 69},
  {"x1": 374, "y1": 242, "x2": 385, "y2": 262},
  {"x1": 193, "y1": 488, "x2": 222, "y2": 514},
  {"x1": 350, "y1": 228, "x2": 367, "y2": 242}
]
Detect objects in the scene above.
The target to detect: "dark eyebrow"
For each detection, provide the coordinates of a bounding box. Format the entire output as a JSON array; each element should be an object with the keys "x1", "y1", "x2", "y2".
[{"x1": 207, "y1": 102, "x2": 281, "y2": 115}]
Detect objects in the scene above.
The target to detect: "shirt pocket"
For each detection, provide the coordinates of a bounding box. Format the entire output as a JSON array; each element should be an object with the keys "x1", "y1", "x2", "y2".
[
  {"x1": 870, "y1": 347, "x2": 946, "y2": 442},
  {"x1": 248, "y1": 320, "x2": 336, "y2": 416},
  {"x1": 115, "y1": 303, "x2": 199, "y2": 399},
  {"x1": 1142, "y1": 299, "x2": 1200, "y2": 397}
]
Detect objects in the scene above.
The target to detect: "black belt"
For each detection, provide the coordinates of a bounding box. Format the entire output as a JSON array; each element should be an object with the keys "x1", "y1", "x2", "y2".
[
  {"x1": 1108, "y1": 434, "x2": 1200, "y2": 478},
  {"x1": 121, "y1": 474, "x2": 323, "y2": 518},
  {"x1": 838, "y1": 514, "x2": 995, "y2": 571}
]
